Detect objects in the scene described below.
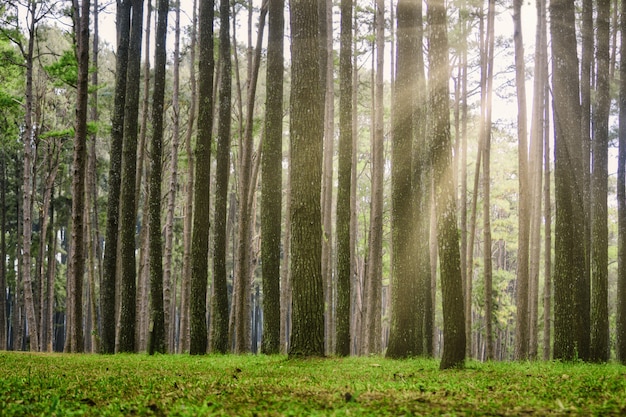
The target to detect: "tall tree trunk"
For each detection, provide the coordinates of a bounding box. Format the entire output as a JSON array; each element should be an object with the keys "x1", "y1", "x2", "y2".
[
  {"x1": 335, "y1": 0, "x2": 353, "y2": 357},
  {"x1": 579, "y1": 0, "x2": 592, "y2": 363},
  {"x1": 288, "y1": 0, "x2": 325, "y2": 358},
  {"x1": 481, "y1": 0, "x2": 495, "y2": 361},
  {"x1": 320, "y1": 0, "x2": 335, "y2": 355},
  {"x1": 234, "y1": 0, "x2": 267, "y2": 353},
  {"x1": 513, "y1": 0, "x2": 531, "y2": 361},
  {"x1": 457, "y1": 0, "x2": 470, "y2": 359},
  {"x1": 429, "y1": 0, "x2": 465, "y2": 369},
  {"x1": 363, "y1": 0, "x2": 384, "y2": 356},
  {"x1": 68, "y1": 0, "x2": 90, "y2": 354},
  {"x1": 211, "y1": 0, "x2": 232, "y2": 355},
  {"x1": 163, "y1": 0, "x2": 181, "y2": 353},
  {"x1": 179, "y1": 0, "x2": 197, "y2": 354},
  {"x1": 118, "y1": 0, "x2": 144, "y2": 353},
  {"x1": 101, "y1": 0, "x2": 131, "y2": 354},
  {"x1": 590, "y1": 0, "x2": 610, "y2": 363},
  {"x1": 260, "y1": 0, "x2": 284, "y2": 355},
  {"x1": 0, "y1": 153, "x2": 6, "y2": 350},
  {"x1": 21, "y1": 0, "x2": 40, "y2": 353},
  {"x1": 550, "y1": 0, "x2": 587, "y2": 361},
  {"x1": 136, "y1": 0, "x2": 153, "y2": 353},
  {"x1": 147, "y1": 0, "x2": 168, "y2": 355},
  {"x1": 617, "y1": 0, "x2": 626, "y2": 365},
  {"x1": 529, "y1": 0, "x2": 547, "y2": 360},
  {"x1": 189, "y1": 0, "x2": 214, "y2": 355},
  {"x1": 387, "y1": 0, "x2": 418, "y2": 359}
]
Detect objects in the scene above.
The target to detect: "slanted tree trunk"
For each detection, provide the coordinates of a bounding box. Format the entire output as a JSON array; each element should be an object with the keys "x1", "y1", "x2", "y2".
[
  {"x1": 590, "y1": 0, "x2": 610, "y2": 363},
  {"x1": 260, "y1": 0, "x2": 284, "y2": 355},
  {"x1": 211, "y1": 0, "x2": 232, "y2": 355},
  {"x1": 189, "y1": 0, "x2": 214, "y2": 355},
  {"x1": 234, "y1": 0, "x2": 267, "y2": 353},
  {"x1": 288, "y1": 0, "x2": 325, "y2": 358},
  {"x1": 335, "y1": 0, "x2": 353, "y2": 357},
  {"x1": 429, "y1": 0, "x2": 465, "y2": 369}
]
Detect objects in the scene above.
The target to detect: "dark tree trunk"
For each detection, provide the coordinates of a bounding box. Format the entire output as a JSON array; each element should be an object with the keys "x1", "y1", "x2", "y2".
[
  {"x1": 550, "y1": 0, "x2": 587, "y2": 361},
  {"x1": 101, "y1": 0, "x2": 131, "y2": 354},
  {"x1": 118, "y1": 0, "x2": 144, "y2": 353},
  {"x1": 335, "y1": 0, "x2": 353, "y2": 357},
  {"x1": 386, "y1": 0, "x2": 418, "y2": 359},
  {"x1": 189, "y1": 0, "x2": 214, "y2": 355},
  {"x1": 428, "y1": 0, "x2": 465, "y2": 369},
  {"x1": 288, "y1": 0, "x2": 325, "y2": 358},
  {"x1": 590, "y1": 0, "x2": 610, "y2": 363},
  {"x1": 147, "y1": 0, "x2": 169, "y2": 355},
  {"x1": 211, "y1": 0, "x2": 232, "y2": 355},
  {"x1": 617, "y1": 0, "x2": 626, "y2": 365},
  {"x1": 260, "y1": 0, "x2": 284, "y2": 355}
]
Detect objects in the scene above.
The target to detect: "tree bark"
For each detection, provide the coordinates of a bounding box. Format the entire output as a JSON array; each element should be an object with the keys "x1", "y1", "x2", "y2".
[
  {"x1": 147, "y1": 0, "x2": 168, "y2": 355},
  {"x1": 513, "y1": 0, "x2": 530, "y2": 361},
  {"x1": 550, "y1": 0, "x2": 587, "y2": 361},
  {"x1": 178, "y1": 0, "x2": 197, "y2": 354},
  {"x1": 335, "y1": 0, "x2": 353, "y2": 357},
  {"x1": 211, "y1": 0, "x2": 232, "y2": 355},
  {"x1": 617, "y1": 0, "x2": 626, "y2": 364},
  {"x1": 428, "y1": 0, "x2": 465, "y2": 369},
  {"x1": 101, "y1": 0, "x2": 131, "y2": 354},
  {"x1": 590, "y1": 0, "x2": 610, "y2": 363},
  {"x1": 260, "y1": 0, "x2": 284, "y2": 355},
  {"x1": 118, "y1": 0, "x2": 144, "y2": 353},
  {"x1": 189, "y1": 0, "x2": 214, "y2": 355},
  {"x1": 288, "y1": 0, "x2": 325, "y2": 358},
  {"x1": 386, "y1": 0, "x2": 418, "y2": 359}
]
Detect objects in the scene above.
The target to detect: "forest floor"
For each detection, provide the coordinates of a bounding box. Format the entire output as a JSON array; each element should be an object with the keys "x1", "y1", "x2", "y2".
[{"x1": 1, "y1": 352, "x2": 625, "y2": 416}]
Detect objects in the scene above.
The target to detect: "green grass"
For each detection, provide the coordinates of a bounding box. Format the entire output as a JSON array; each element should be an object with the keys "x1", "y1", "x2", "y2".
[{"x1": 1, "y1": 353, "x2": 625, "y2": 416}]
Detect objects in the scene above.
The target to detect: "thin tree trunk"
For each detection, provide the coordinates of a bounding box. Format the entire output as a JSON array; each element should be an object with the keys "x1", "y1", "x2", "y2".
[
  {"x1": 590, "y1": 0, "x2": 610, "y2": 362},
  {"x1": 335, "y1": 0, "x2": 353, "y2": 357},
  {"x1": 0, "y1": 153, "x2": 7, "y2": 350},
  {"x1": 260, "y1": 0, "x2": 284, "y2": 355},
  {"x1": 513, "y1": 0, "x2": 530, "y2": 361},
  {"x1": 179, "y1": 0, "x2": 197, "y2": 354},
  {"x1": 163, "y1": 0, "x2": 181, "y2": 354},
  {"x1": 211, "y1": 0, "x2": 232, "y2": 355},
  {"x1": 529, "y1": 0, "x2": 547, "y2": 360},
  {"x1": 617, "y1": 0, "x2": 626, "y2": 365},
  {"x1": 364, "y1": 0, "x2": 384, "y2": 356}
]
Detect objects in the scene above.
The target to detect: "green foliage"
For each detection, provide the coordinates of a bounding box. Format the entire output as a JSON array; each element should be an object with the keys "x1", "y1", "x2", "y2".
[
  {"x1": 44, "y1": 49, "x2": 78, "y2": 88},
  {"x1": 1, "y1": 354, "x2": 625, "y2": 416}
]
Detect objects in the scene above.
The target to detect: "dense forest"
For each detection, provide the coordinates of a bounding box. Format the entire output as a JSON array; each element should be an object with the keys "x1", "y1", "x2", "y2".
[{"x1": 0, "y1": 0, "x2": 624, "y2": 368}]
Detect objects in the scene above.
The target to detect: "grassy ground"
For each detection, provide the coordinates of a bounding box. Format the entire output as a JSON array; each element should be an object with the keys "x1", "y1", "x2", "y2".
[{"x1": 1, "y1": 352, "x2": 625, "y2": 416}]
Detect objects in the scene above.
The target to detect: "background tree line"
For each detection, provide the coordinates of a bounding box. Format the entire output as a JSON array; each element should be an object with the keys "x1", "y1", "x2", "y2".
[{"x1": 0, "y1": 0, "x2": 625, "y2": 367}]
